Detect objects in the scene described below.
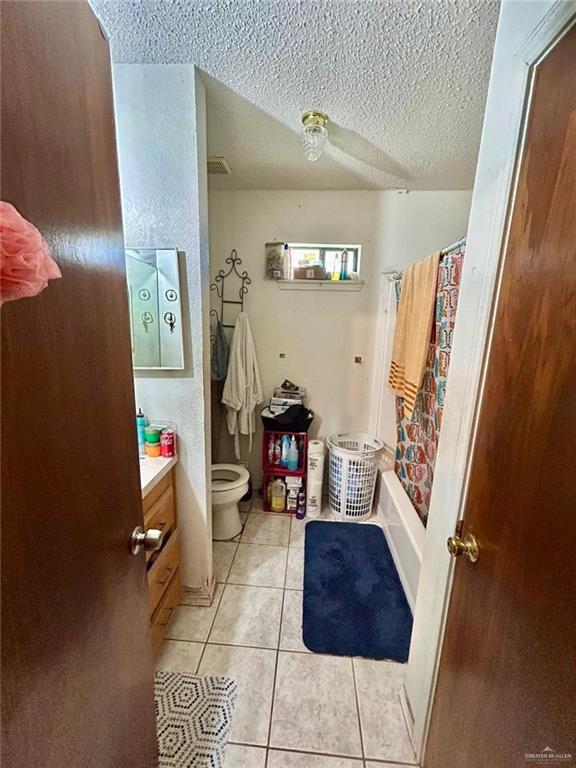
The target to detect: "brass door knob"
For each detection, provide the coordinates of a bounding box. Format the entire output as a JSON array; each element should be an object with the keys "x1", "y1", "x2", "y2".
[{"x1": 447, "y1": 533, "x2": 479, "y2": 563}]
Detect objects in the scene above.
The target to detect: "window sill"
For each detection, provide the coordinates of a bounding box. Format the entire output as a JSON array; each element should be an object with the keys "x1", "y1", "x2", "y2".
[{"x1": 277, "y1": 279, "x2": 365, "y2": 292}]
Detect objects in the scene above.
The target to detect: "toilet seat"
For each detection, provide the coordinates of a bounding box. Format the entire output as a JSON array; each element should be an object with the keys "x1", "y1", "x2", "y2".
[{"x1": 211, "y1": 463, "x2": 250, "y2": 492}]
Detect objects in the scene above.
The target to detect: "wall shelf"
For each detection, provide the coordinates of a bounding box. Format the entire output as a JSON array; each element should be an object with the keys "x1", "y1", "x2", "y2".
[{"x1": 277, "y1": 279, "x2": 365, "y2": 292}]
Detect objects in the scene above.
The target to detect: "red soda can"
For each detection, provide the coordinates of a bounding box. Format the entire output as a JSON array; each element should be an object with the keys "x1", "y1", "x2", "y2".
[{"x1": 160, "y1": 429, "x2": 175, "y2": 457}]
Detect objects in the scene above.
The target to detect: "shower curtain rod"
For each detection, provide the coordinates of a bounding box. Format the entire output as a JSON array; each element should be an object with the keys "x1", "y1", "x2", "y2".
[
  {"x1": 382, "y1": 236, "x2": 466, "y2": 280},
  {"x1": 440, "y1": 236, "x2": 466, "y2": 255}
]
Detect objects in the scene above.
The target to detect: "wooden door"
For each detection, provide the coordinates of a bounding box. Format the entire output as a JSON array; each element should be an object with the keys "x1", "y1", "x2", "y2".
[
  {"x1": 1, "y1": 3, "x2": 158, "y2": 767},
  {"x1": 424, "y1": 23, "x2": 576, "y2": 768}
]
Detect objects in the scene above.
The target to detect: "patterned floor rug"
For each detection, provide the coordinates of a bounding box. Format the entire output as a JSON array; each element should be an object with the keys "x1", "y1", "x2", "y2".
[{"x1": 155, "y1": 671, "x2": 237, "y2": 768}]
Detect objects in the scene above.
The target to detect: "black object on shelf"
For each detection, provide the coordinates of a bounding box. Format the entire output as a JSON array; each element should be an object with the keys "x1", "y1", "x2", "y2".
[{"x1": 261, "y1": 405, "x2": 314, "y2": 433}]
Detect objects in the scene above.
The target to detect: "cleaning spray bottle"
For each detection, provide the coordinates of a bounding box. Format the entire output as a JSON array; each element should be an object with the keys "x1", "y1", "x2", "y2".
[{"x1": 287, "y1": 435, "x2": 299, "y2": 471}]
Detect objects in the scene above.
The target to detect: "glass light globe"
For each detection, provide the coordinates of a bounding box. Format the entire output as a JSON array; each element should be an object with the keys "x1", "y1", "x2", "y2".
[{"x1": 302, "y1": 123, "x2": 328, "y2": 162}]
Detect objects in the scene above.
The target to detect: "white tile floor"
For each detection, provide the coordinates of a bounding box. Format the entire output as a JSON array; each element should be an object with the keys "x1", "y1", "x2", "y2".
[{"x1": 158, "y1": 505, "x2": 418, "y2": 768}]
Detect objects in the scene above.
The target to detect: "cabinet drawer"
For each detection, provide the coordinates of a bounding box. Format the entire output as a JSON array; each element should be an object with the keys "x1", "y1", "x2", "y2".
[
  {"x1": 148, "y1": 530, "x2": 180, "y2": 614},
  {"x1": 151, "y1": 569, "x2": 181, "y2": 652},
  {"x1": 142, "y1": 470, "x2": 172, "y2": 516},
  {"x1": 144, "y1": 484, "x2": 175, "y2": 562}
]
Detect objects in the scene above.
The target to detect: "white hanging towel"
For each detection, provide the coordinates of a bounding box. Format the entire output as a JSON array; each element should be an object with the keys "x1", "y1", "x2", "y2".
[{"x1": 222, "y1": 312, "x2": 263, "y2": 460}]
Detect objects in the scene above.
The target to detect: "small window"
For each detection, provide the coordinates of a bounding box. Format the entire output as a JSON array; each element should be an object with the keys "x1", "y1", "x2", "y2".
[{"x1": 288, "y1": 243, "x2": 361, "y2": 279}]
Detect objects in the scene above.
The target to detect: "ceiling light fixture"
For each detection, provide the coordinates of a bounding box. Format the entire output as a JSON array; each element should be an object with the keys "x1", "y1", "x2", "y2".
[{"x1": 301, "y1": 110, "x2": 329, "y2": 162}]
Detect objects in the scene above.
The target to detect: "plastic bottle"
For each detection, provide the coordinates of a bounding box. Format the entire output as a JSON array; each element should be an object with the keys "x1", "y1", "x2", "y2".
[
  {"x1": 340, "y1": 249, "x2": 349, "y2": 280},
  {"x1": 268, "y1": 435, "x2": 275, "y2": 464},
  {"x1": 136, "y1": 408, "x2": 146, "y2": 458},
  {"x1": 280, "y1": 435, "x2": 290, "y2": 467},
  {"x1": 271, "y1": 478, "x2": 286, "y2": 512},
  {"x1": 287, "y1": 435, "x2": 299, "y2": 470},
  {"x1": 331, "y1": 252, "x2": 341, "y2": 280},
  {"x1": 296, "y1": 487, "x2": 306, "y2": 519},
  {"x1": 282, "y1": 243, "x2": 291, "y2": 279},
  {"x1": 274, "y1": 437, "x2": 282, "y2": 464}
]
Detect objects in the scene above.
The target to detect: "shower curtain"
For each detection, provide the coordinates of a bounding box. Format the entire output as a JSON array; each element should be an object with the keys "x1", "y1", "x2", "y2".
[{"x1": 394, "y1": 244, "x2": 464, "y2": 525}]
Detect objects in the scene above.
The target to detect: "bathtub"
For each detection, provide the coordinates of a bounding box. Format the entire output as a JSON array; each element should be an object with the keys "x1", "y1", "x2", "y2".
[{"x1": 375, "y1": 463, "x2": 425, "y2": 612}]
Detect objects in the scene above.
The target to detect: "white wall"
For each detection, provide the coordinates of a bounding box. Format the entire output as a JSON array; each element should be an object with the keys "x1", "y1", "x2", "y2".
[
  {"x1": 208, "y1": 190, "x2": 472, "y2": 484},
  {"x1": 113, "y1": 64, "x2": 213, "y2": 595}
]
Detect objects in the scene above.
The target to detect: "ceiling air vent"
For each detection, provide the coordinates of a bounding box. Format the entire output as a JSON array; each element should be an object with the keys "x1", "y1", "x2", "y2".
[{"x1": 207, "y1": 156, "x2": 232, "y2": 176}]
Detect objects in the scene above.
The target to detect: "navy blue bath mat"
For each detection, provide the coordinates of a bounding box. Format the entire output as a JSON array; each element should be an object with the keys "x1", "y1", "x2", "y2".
[{"x1": 303, "y1": 521, "x2": 413, "y2": 661}]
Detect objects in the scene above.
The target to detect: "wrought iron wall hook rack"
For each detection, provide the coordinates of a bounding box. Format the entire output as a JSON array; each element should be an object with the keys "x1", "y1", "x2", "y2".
[{"x1": 210, "y1": 249, "x2": 251, "y2": 330}]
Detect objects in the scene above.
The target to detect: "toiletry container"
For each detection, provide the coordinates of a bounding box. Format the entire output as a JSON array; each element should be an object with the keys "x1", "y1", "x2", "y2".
[
  {"x1": 282, "y1": 243, "x2": 291, "y2": 279},
  {"x1": 145, "y1": 442, "x2": 161, "y2": 458},
  {"x1": 271, "y1": 477, "x2": 287, "y2": 512},
  {"x1": 286, "y1": 476, "x2": 302, "y2": 513},
  {"x1": 144, "y1": 426, "x2": 161, "y2": 443}
]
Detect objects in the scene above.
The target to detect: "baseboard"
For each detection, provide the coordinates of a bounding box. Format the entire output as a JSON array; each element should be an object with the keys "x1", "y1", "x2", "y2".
[{"x1": 180, "y1": 576, "x2": 216, "y2": 607}]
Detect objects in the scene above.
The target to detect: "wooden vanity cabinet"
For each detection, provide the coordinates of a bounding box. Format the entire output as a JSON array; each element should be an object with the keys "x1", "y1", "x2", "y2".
[{"x1": 142, "y1": 469, "x2": 181, "y2": 651}]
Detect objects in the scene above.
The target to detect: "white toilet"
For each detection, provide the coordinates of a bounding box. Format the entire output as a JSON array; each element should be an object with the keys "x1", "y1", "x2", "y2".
[{"x1": 211, "y1": 463, "x2": 250, "y2": 541}]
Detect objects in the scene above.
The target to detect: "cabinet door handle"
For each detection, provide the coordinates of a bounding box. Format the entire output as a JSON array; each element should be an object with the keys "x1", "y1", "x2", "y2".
[{"x1": 157, "y1": 566, "x2": 174, "y2": 585}]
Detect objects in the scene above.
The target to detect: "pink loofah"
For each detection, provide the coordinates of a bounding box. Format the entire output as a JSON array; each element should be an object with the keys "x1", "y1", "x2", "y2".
[{"x1": 0, "y1": 201, "x2": 61, "y2": 305}]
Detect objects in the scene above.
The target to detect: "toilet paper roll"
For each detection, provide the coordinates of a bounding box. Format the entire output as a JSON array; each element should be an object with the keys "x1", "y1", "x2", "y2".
[
  {"x1": 307, "y1": 454, "x2": 325, "y2": 482},
  {"x1": 306, "y1": 480, "x2": 323, "y2": 518},
  {"x1": 308, "y1": 439, "x2": 326, "y2": 455}
]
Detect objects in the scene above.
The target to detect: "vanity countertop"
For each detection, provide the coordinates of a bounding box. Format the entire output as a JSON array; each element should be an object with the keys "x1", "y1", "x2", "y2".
[{"x1": 139, "y1": 455, "x2": 178, "y2": 497}]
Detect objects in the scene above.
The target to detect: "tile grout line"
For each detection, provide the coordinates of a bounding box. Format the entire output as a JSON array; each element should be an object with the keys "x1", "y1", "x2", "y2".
[
  {"x1": 224, "y1": 535, "x2": 243, "y2": 583},
  {"x1": 211, "y1": 537, "x2": 238, "y2": 585},
  {"x1": 239, "y1": 741, "x2": 368, "y2": 762},
  {"x1": 264, "y1": 530, "x2": 289, "y2": 752},
  {"x1": 200, "y1": 539, "x2": 274, "y2": 654},
  {"x1": 351, "y1": 656, "x2": 367, "y2": 763},
  {"x1": 225, "y1": 580, "x2": 295, "y2": 590},
  {"x1": 225, "y1": 740, "x2": 374, "y2": 765},
  {"x1": 172, "y1": 638, "x2": 371, "y2": 659},
  {"x1": 228, "y1": 736, "x2": 414, "y2": 765},
  {"x1": 194, "y1": 574, "x2": 227, "y2": 673}
]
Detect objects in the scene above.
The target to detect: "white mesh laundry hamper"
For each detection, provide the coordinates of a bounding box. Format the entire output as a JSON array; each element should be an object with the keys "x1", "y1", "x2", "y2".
[{"x1": 327, "y1": 432, "x2": 384, "y2": 521}]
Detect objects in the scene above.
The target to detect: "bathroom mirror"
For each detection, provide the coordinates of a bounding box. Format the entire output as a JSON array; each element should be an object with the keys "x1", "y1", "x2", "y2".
[{"x1": 125, "y1": 248, "x2": 184, "y2": 370}]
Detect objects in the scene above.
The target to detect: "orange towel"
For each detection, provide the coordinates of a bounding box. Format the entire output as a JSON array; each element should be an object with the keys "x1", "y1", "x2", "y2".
[{"x1": 388, "y1": 251, "x2": 440, "y2": 419}]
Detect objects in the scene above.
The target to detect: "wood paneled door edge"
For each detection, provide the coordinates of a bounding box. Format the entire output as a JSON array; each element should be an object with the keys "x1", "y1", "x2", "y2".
[{"x1": 404, "y1": 2, "x2": 576, "y2": 759}]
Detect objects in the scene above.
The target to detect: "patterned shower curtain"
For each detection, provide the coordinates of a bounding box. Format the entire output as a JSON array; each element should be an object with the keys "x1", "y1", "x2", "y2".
[{"x1": 394, "y1": 245, "x2": 465, "y2": 525}]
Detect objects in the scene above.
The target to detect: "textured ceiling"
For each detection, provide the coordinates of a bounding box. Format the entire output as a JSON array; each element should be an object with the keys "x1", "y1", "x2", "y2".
[{"x1": 93, "y1": 0, "x2": 500, "y2": 191}]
